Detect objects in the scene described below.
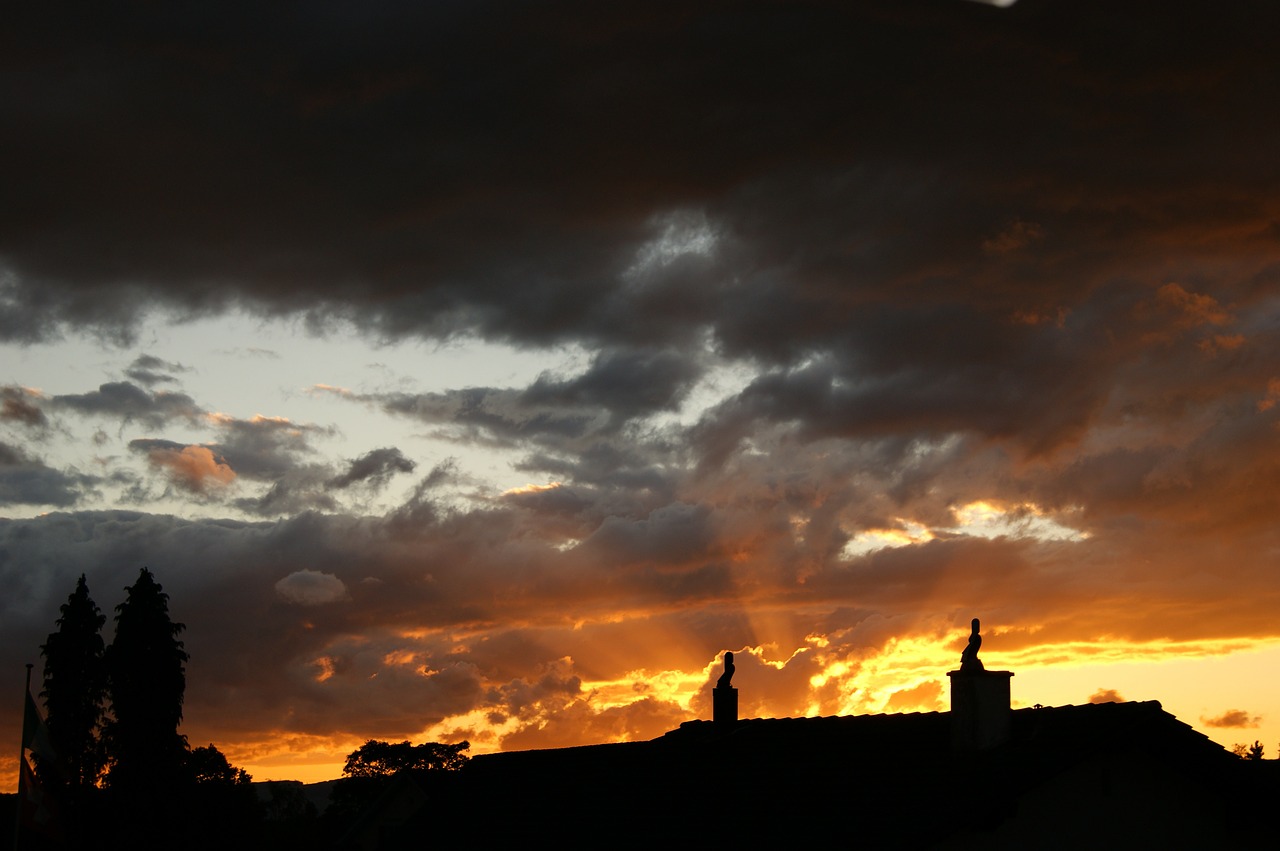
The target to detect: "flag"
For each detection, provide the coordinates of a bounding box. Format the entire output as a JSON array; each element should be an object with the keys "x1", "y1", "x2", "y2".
[
  {"x1": 15, "y1": 679, "x2": 62, "y2": 846},
  {"x1": 18, "y1": 751, "x2": 58, "y2": 834},
  {"x1": 22, "y1": 688, "x2": 56, "y2": 764}
]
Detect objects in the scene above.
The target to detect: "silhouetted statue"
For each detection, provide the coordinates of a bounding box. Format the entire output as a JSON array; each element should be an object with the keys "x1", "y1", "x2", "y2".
[
  {"x1": 716, "y1": 651, "x2": 735, "y2": 689},
  {"x1": 960, "y1": 618, "x2": 984, "y2": 672}
]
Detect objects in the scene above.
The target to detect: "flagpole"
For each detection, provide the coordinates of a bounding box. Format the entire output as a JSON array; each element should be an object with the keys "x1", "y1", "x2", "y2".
[{"x1": 13, "y1": 663, "x2": 32, "y2": 851}]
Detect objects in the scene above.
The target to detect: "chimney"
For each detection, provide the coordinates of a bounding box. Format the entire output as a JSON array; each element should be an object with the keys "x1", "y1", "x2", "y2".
[
  {"x1": 947, "y1": 616, "x2": 1013, "y2": 750},
  {"x1": 947, "y1": 669, "x2": 1013, "y2": 750}
]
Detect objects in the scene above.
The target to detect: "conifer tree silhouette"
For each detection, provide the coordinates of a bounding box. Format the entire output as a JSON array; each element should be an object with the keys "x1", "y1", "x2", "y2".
[
  {"x1": 39, "y1": 574, "x2": 108, "y2": 792},
  {"x1": 104, "y1": 568, "x2": 190, "y2": 799}
]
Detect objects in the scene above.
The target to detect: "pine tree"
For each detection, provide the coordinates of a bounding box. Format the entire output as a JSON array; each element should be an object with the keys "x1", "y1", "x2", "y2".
[
  {"x1": 39, "y1": 574, "x2": 108, "y2": 791},
  {"x1": 104, "y1": 567, "x2": 190, "y2": 796}
]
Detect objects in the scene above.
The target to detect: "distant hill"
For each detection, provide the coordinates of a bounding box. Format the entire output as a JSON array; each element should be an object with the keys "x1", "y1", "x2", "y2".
[{"x1": 253, "y1": 777, "x2": 340, "y2": 817}]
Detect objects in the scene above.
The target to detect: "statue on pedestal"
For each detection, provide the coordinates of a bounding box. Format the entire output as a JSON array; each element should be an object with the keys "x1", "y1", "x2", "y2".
[
  {"x1": 712, "y1": 650, "x2": 738, "y2": 725},
  {"x1": 716, "y1": 651, "x2": 735, "y2": 689},
  {"x1": 960, "y1": 618, "x2": 985, "y2": 673}
]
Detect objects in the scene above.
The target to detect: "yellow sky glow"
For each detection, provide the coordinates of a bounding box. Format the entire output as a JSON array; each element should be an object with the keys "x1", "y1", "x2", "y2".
[{"x1": 8, "y1": 628, "x2": 1277, "y2": 791}]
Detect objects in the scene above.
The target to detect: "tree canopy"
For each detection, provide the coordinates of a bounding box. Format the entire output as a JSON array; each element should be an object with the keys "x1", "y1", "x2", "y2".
[
  {"x1": 104, "y1": 567, "x2": 190, "y2": 793},
  {"x1": 29, "y1": 569, "x2": 266, "y2": 849},
  {"x1": 39, "y1": 573, "x2": 108, "y2": 790},
  {"x1": 188, "y1": 743, "x2": 253, "y2": 786},
  {"x1": 342, "y1": 739, "x2": 471, "y2": 778}
]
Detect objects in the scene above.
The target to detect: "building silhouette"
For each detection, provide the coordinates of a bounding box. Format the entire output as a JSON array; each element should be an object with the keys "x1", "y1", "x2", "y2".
[{"x1": 340, "y1": 641, "x2": 1276, "y2": 849}]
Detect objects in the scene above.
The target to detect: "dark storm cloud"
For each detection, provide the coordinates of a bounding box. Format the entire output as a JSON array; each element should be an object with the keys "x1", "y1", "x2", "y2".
[
  {"x1": 52, "y1": 382, "x2": 203, "y2": 428},
  {"x1": 0, "y1": 506, "x2": 751, "y2": 746},
  {"x1": 521, "y1": 348, "x2": 705, "y2": 426},
  {"x1": 218, "y1": 446, "x2": 418, "y2": 518},
  {"x1": 579, "y1": 502, "x2": 720, "y2": 568},
  {"x1": 331, "y1": 348, "x2": 702, "y2": 454},
  {"x1": 326, "y1": 447, "x2": 416, "y2": 490},
  {"x1": 233, "y1": 468, "x2": 340, "y2": 517},
  {"x1": 0, "y1": 440, "x2": 92, "y2": 506},
  {"x1": 207, "y1": 415, "x2": 337, "y2": 480},
  {"x1": 357, "y1": 386, "x2": 596, "y2": 447},
  {"x1": 3, "y1": 0, "x2": 1276, "y2": 355},
  {"x1": 514, "y1": 444, "x2": 678, "y2": 498},
  {"x1": 0, "y1": 508, "x2": 652, "y2": 744}
]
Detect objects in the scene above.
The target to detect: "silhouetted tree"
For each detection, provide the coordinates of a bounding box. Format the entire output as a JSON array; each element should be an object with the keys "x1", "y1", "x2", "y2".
[
  {"x1": 187, "y1": 743, "x2": 253, "y2": 786},
  {"x1": 104, "y1": 568, "x2": 190, "y2": 796},
  {"x1": 39, "y1": 574, "x2": 108, "y2": 791},
  {"x1": 184, "y1": 744, "x2": 263, "y2": 847},
  {"x1": 325, "y1": 740, "x2": 470, "y2": 831},
  {"x1": 1231, "y1": 741, "x2": 1266, "y2": 760},
  {"x1": 341, "y1": 739, "x2": 471, "y2": 777}
]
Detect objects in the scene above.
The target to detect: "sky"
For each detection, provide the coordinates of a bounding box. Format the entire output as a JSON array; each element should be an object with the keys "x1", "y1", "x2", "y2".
[{"x1": 3, "y1": 0, "x2": 1279, "y2": 785}]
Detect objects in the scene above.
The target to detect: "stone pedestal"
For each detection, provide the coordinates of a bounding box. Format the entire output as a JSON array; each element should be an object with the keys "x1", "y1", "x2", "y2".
[
  {"x1": 713, "y1": 686, "x2": 737, "y2": 725},
  {"x1": 947, "y1": 670, "x2": 1013, "y2": 751}
]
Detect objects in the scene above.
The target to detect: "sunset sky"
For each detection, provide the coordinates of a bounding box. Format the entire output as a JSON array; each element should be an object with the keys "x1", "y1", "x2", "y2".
[{"x1": 3, "y1": 0, "x2": 1279, "y2": 786}]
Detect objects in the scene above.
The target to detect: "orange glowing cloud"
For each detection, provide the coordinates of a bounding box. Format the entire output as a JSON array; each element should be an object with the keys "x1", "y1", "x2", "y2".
[
  {"x1": 1157, "y1": 282, "x2": 1230, "y2": 325},
  {"x1": 144, "y1": 444, "x2": 236, "y2": 492},
  {"x1": 1257, "y1": 378, "x2": 1280, "y2": 412},
  {"x1": 1201, "y1": 709, "x2": 1260, "y2": 729},
  {"x1": 1140, "y1": 282, "x2": 1234, "y2": 346}
]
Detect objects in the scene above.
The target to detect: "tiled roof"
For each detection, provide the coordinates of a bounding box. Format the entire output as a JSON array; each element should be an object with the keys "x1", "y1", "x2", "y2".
[{"x1": 450, "y1": 701, "x2": 1242, "y2": 845}]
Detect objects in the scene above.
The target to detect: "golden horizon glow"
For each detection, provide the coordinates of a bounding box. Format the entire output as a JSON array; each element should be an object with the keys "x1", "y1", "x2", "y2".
[{"x1": 6, "y1": 632, "x2": 1279, "y2": 792}]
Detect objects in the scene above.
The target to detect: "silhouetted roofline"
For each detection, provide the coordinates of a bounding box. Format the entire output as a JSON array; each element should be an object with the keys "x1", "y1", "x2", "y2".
[{"x1": 467, "y1": 699, "x2": 1235, "y2": 776}]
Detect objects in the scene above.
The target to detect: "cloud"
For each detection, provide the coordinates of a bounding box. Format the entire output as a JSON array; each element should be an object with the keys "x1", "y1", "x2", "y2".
[
  {"x1": 131, "y1": 441, "x2": 236, "y2": 493},
  {"x1": 125, "y1": 354, "x2": 190, "y2": 387},
  {"x1": 982, "y1": 219, "x2": 1044, "y2": 256},
  {"x1": 1088, "y1": 688, "x2": 1125, "y2": 704},
  {"x1": 275, "y1": 570, "x2": 350, "y2": 606},
  {"x1": 0, "y1": 386, "x2": 47, "y2": 429},
  {"x1": 1137, "y1": 283, "x2": 1235, "y2": 347},
  {"x1": 1, "y1": 469, "x2": 1278, "y2": 770},
  {"x1": 2, "y1": 1, "x2": 1275, "y2": 354},
  {"x1": 52, "y1": 382, "x2": 203, "y2": 429},
  {"x1": 520, "y1": 347, "x2": 705, "y2": 427},
  {"x1": 0, "y1": 441, "x2": 91, "y2": 507},
  {"x1": 580, "y1": 502, "x2": 720, "y2": 568},
  {"x1": 885, "y1": 680, "x2": 944, "y2": 713},
  {"x1": 233, "y1": 467, "x2": 339, "y2": 517},
  {"x1": 1201, "y1": 709, "x2": 1260, "y2": 729},
  {"x1": 326, "y1": 447, "x2": 416, "y2": 491},
  {"x1": 348, "y1": 386, "x2": 599, "y2": 450},
  {"x1": 203, "y1": 414, "x2": 336, "y2": 481}
]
